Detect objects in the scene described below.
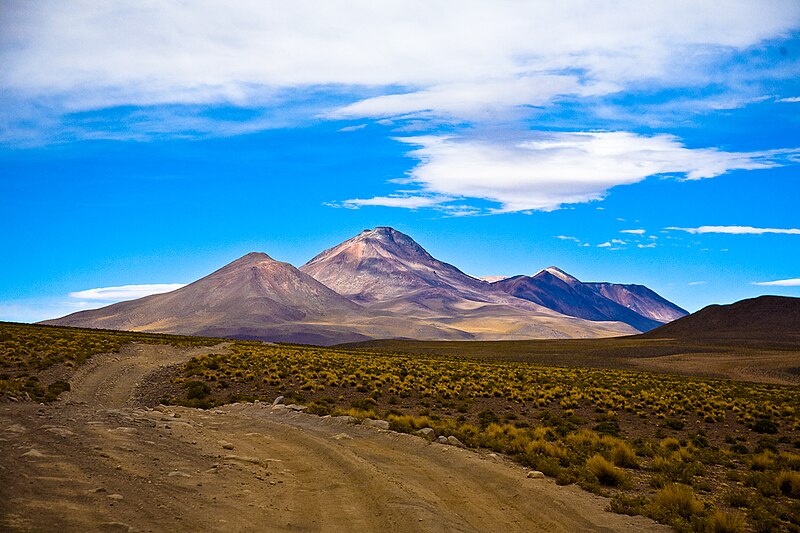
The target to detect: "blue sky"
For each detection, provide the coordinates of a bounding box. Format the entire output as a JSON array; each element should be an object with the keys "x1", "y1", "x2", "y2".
[{"x1": 2, "y1": 1, "x2": 800, "y2": 321}]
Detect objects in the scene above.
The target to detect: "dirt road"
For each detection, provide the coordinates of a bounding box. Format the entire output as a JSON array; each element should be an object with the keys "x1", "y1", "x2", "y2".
[{"x1": 0, "y1": 344, "x2": 669, "y2": 532}]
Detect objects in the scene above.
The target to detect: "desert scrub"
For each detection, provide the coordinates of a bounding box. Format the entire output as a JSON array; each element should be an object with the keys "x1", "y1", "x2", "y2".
[
  {"x1": 0, "y1": 321, "x2": 220, "y2": 401},
  {"x1": 648, "y1": 484, "x2": 704, "y2": 528},
  {"x1": 585, "y1": 454, "x2": 627, "y2": 487},
  {"x1": 776, "y1": 470, "x2": 800, "y2": 498},
  {"x1": 167, "y1": 341, "x2": 800, "y2": 531},
  {"x1": 708, "y1": 510, "x2": 746, "y2": 533}
]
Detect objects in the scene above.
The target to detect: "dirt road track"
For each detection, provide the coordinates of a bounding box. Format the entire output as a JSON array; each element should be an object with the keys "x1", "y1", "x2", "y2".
[{"x1": 0, "y1": 344, "x2": 669, "y2": 532}]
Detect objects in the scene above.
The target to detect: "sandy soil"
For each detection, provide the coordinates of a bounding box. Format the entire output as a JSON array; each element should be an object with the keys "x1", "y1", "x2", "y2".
[
  {"x1": 0, "y1": 344, "x2": 669, "y2": 532},
  {"x1": 623, "y1": 350, "x2": 800, "y2": 386}
]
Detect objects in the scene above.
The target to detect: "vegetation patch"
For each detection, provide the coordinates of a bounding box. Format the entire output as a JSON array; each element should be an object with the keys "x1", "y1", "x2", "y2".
[
  {"x1": 161, "y1": 341, "x2": 800, "y2": 532},
  {"x1": 0, "y1": 322, "x2": 219, "y2": 402}
]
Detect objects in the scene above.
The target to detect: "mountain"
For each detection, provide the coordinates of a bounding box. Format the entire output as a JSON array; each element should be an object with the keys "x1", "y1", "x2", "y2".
[
  {"x1": 42, "y1": 253, "x2": 375, "y2": 344},
  {"x1": 585, "y1": 282, "x2": 688, "y2": 323},
  {"x1": 44, "y1": 227, "x2": 688, "y2": 343},
  {"x1": 300, "y1": 227, "x2": 639, "y2": 338},
  {"x1": 493, "y1": 267, "x2": 665, "y2": 331},
  {"x1": 300, "y1": 227, "x2": 491, "y2": 304},
  {"x1": 644, "y1": 295, "x2": 800, "y2": 342}
]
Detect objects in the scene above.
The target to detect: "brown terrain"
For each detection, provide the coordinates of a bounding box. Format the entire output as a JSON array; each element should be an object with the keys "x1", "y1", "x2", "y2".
[
  {"x1": 0, "y1": 342, "x2": 668, "y2": 532},
  {"x1": 339, "y1": 296, "x2": 800, "y2": 386}
]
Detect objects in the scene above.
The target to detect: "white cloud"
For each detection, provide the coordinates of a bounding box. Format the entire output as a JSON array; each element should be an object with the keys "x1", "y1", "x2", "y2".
[
  {"x1": 752, "y1": 278, "x2": 800, "y2": 286},
  {"x1": 621, "y1": 229, "x2": 646, "y2": 234},
  {"x1": 342, "y1": 132, "x2": 797, "y2": 213},
  {"x1": 338, "y1": 124, "x2": 367, "y2": 132},
  {"x1": 555, "y1": 235, "x2": 581, "y2": 242},
  {"x1": 666, "y1": 226, "x2": 800, "y2": 235},
  {"x1": 597, "y1": 242, "x2": 612, "y2": 248},
  {"x1": 637, "y1": 243, "x2": 656, "y2": 248},
  {"x1": 69, "y1": 283, "x2": 185, "y2": 301},
  {"x1": 2, "y1": 1, "x2": 799, "y2": 129},
  {"x1": 339, "y1": 195, "x2": 451, "y2": 209},
  {"x1": 778, "y1": 97, "x2": 800, "y2": 103},
  {"x1": 688, "y1": 281, "x2": 707, "y2": 285}
]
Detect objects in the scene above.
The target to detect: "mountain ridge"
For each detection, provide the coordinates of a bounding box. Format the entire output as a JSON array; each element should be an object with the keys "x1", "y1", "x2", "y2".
[{"x1": 43, "y1": 227, "x2": 685, "y2": 344}]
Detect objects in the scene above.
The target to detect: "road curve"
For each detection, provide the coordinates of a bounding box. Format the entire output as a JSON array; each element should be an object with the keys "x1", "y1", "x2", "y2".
[{"x1": 0, "y1": 343, "x2": 669, "y2": 532}]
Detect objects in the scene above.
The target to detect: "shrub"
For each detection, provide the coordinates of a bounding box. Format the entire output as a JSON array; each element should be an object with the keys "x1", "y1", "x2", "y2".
[
  {"x1": 593, "y1": 414, "x2": 620, "y2": 436},
  {"x1": 664, "y1": 417, "x2": 685, "y2": 430},
  {"x1": 750, "y1": 452, "x2": 773, "y2": 471},
  {"x1": 776, "y1": 470, "x2": 800, "y2": 498},
  {"x1": 585, "y1": 454, "x2": 626, "y2": 487},
  {"x1": 660, "y1": 437, "x2": 681, "y2": 452},
  {"x1": 709, "y1": 510, "x2": 745, "y2": 533},
  {"x1": 724, "y1": 489, "x2": 752, "y2": 509},
  {"x1": 609, "y1": 494, "x2": 648, "y2": 516},
  {"x1": 47, "y1": 380, "x2": 70, "y2": 395},
  {"x1": 478, "y1": 408, "x2": 499, "y2": 429},
  {"x1": 183, "y1": 380, "x2": 210, "y2": 400},
  {"x1": 650, "y1": 483, "x2": 703, "y2": 520},
  {"x1": 611, "y1": 441, "x2": 639, "y2": 468},
  {"x1": 752, "y1": 418, "x2": 778, "y2": 434}
]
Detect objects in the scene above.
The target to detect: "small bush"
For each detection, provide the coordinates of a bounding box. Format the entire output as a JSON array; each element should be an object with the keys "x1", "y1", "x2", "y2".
[
  {"x1": 609, "y1": 494, "x2": 647, "y2": 516},
  {"x1": 752, "y1": 418, "x2": 778, "y2": 434},
  {"x1": 730, "y1": 443, "x2": 749, "y2": 454},
  {"x1": 650, "y1": 483, "x2": 703, "y2": 520},
  {"x1": 478, "y1": 408, "x2": 499, "y2": 429},
  {"x1": 776, "y1": 470, "x2": 800, "y2": 498},
  {"x1": 709, "y1": 510, "x2": 745, "y2": 533},
  {"x1": 47, "y1": 380, "x2": 70, "y2": 395},
  {"x1": 611, "y1": 441, "x2": 639, "y2": 468},
  {"x1": 750, "y1": 452, "x2": 774, "y2": 471},
  {"x1": 183, "y1": 380, "x2": 210, "y2": 400},
  {"x1": 724, "y1": 489, "x2": 752, "y2": 509},
  {"x1": 586, "y1": 454, "x2": 626, "y2": 487},
  {"x1": 664, "y1": 417, "x2": 685, "y2": 430},
  {"x1": 593, "y1": 414, "x2": 620, "y2": 436},
  {"x1": 660, "y1": 437, "x2": 681, "y2": 452}
]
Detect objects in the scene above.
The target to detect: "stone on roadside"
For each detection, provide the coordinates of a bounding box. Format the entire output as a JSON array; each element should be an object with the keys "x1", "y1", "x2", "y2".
[
  {"x1": 271, "y1": 396, "x2": 285, "y2": 406},
  {"x1": 436, "y1": 436, "x2": 449, "y2": 444},
  {"x1": 416, "y1": 427, "x2": 436, "y2": 441},
  {"x1": 527, "y1": 470, "x2": 546, "y2": 479},
  {"x1": 362, "y1": 418, "x2": 390, "y2": 430},
  {"x1": 446, "y1": 436, "x2": 466, "y2": 448},
  {"x1": 21, "y1": 449, "x2": 45, "y2": 458},
  {"x1": 219, "y1": 441, "x2": 235, "y2": 450},
  {"x1": 285, "y1": 404, "x2": 308, "y2": 412}
]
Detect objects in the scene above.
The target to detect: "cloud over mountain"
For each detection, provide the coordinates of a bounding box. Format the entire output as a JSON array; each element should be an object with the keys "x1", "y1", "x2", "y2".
[{"x1": 341, "y1": 132, "x2": 797, "y2": 212}]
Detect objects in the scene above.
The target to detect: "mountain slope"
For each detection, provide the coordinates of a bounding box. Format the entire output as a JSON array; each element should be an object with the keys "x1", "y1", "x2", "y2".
[
  {"x1": 300, "y1": 227, "x2": 639, "y2": 338},
  {"x1": 300, "y1": 227, "x2": 490, "y2": 303},
  {"x1": 585, "y1": 282, "x2": 688, "y2": 323},
  {"x1": 42, "y1": 252, "x2": 372, "y2": 343},
  {"x1": 643, "y1": 295, "x2": 800, "y2": 342},
  {"x1": 494, "y1": 267, "x2": 663, "y2": 332}
]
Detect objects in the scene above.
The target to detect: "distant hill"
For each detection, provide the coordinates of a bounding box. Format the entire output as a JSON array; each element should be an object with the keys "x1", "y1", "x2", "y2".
[
  {"x1": 584, "y1": 282, "x2": 687, "y2": 323},
  {"x1": 492, "y1": 267, "x2": 678, "y2": 331},
  {"x1": 644, "y1": 295, "x2": 800, "y2": 342}
]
